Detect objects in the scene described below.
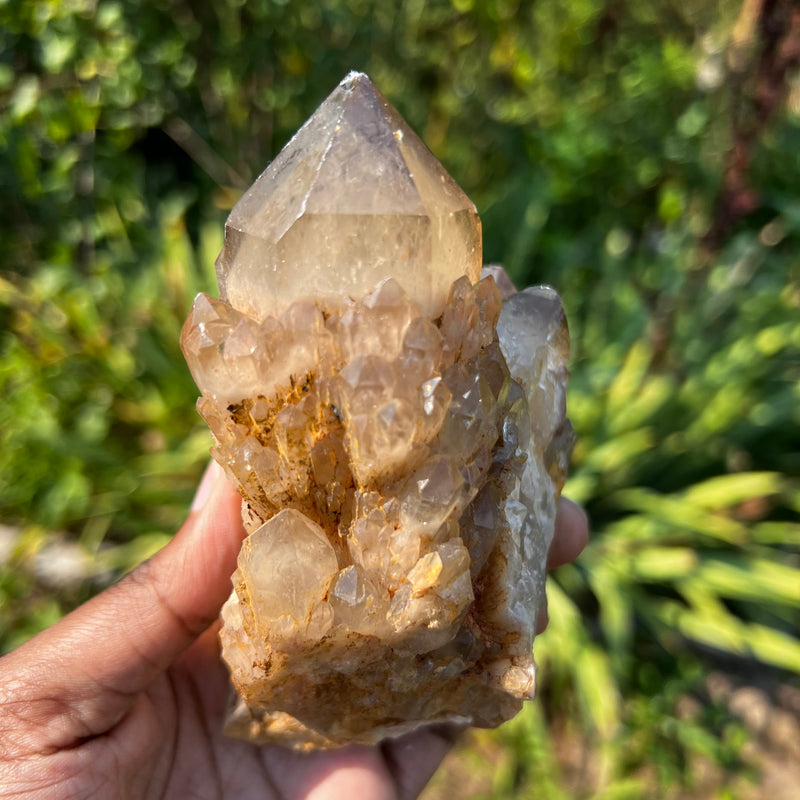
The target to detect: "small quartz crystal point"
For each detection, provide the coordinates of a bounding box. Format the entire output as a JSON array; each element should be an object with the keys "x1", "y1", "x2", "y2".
[{"x1": 181, "y1": 71, "x2": 574, "y2": 749}]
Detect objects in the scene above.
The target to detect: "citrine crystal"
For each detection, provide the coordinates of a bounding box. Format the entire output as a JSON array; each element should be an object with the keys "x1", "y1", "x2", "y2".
[
  {"x1": 181, "y1": 72, "x2": 574, "y2": 748},
  {"x1": 216, "y1": 73, "x2": 481, "y2": 322}
]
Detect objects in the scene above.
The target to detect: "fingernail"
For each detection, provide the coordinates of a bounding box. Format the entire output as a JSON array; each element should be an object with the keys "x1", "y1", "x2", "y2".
[{"x1": 191, "y1": 461, "x2": 220, "y2": 512}]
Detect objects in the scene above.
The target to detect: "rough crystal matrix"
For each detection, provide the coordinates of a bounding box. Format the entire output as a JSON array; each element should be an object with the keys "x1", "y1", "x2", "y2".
[{"x1": 181, "y1": 72, "x2": 574, "y2": 748}]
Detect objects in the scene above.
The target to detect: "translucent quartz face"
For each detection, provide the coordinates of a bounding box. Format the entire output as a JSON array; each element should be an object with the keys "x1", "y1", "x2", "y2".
[
  {"x1": 181, "y1": 73, "x2": 573, "y2": 749},
  {"x1": 216, "y1": 72, "x2": 481, "y2": 322}
]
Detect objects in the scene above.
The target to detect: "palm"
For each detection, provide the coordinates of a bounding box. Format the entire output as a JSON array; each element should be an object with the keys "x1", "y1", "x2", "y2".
[{"x1": 55, "y1": 630, "x2": 445, "y2": 800}]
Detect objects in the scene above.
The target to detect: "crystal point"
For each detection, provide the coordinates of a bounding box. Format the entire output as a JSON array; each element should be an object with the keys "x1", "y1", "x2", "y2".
[
  {"x1": 217, "y1": 72, "x2": 481, "y2": 321},
  {"x1": 182, "y1": 73, "x2": 574, "y2": 749}
]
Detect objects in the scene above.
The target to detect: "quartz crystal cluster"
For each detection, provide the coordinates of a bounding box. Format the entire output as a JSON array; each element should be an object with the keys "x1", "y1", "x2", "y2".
[{"x1": 180, "y1": 72, "x2": 574, "y2": 748}]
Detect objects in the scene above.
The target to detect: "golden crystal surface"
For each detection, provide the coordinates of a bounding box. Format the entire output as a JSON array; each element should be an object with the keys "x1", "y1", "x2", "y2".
[
  {"x1": 180, "y1": 72, "x2": 574, "y2": 749},
  {"x1": 216, "y1": 72, "x2": 481, "y2": 322}
]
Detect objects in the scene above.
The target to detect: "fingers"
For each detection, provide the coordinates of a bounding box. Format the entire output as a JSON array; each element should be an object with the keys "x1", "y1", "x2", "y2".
[
  {"x1": 263, "y1": 745, "x2": 398, "y2": 800},
  {"x1": 0, "y1": 462, "x2": 245, "y2": 752},
  {"x1": 536, "y1": 605, "x2": 549, "y2": 634},
  {"x1": 547, "y1": 497, "x2": 589, "y2": 569},
  {"x1": 267, "y1": 724, "x2": 461, "y2": 800},
  {"x1": 537, "y1": 498, "x2": 588, "y2": 634},
  {"x1": 380, "y1": 723, "x2": 463, "y2": 800}
]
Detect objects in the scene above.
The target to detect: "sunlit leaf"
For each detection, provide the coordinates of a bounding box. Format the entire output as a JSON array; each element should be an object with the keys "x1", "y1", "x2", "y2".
[{"x1": 683, "y1": 472, "x2": 784, "y2": 510}]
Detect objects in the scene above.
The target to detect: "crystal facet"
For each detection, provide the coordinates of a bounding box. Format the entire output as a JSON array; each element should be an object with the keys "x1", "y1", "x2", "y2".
[
  {"x1": 217, "y1": 72, "x2": 481, "y2": 322},
  {"x1": 180, "y1": 72, "x2": 574, "y2": 749}
]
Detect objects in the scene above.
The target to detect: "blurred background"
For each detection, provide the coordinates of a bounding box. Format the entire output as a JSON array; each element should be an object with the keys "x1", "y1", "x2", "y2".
[{"x1": 1, "y1": 0, "x2": 798, "y2": 796}]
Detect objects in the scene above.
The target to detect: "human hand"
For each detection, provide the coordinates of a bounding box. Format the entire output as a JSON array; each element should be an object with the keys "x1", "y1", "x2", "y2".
[{"x1": 0, "y1": 462, "x2": 587, "y2": 800}]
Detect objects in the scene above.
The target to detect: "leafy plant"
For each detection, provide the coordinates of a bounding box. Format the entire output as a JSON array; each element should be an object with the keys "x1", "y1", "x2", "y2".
[{"x1": 1, "y1": 0, "x2": 798, "y2": 796}]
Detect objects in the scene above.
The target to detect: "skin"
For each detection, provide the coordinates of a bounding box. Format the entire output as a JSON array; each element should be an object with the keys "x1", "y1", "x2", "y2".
[{"x1": 0, "y1": 464, "x2": 588, "y2": 800}]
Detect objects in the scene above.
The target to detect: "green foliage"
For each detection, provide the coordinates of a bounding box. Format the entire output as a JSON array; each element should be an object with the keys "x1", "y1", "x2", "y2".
[{"x1": 1, "y1": 0, "x2": 799, "y2": 796}]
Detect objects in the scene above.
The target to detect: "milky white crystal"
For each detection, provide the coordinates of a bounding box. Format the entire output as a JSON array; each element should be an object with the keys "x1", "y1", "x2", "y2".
[{"x1": 180, "y1": 72, "x2": 574, "y2": 748}]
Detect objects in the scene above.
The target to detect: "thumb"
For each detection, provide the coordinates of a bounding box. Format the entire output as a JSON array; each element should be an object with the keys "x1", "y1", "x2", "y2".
[{"x1": 0, "y1": 462, "x2": 245, "y2": 752}]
